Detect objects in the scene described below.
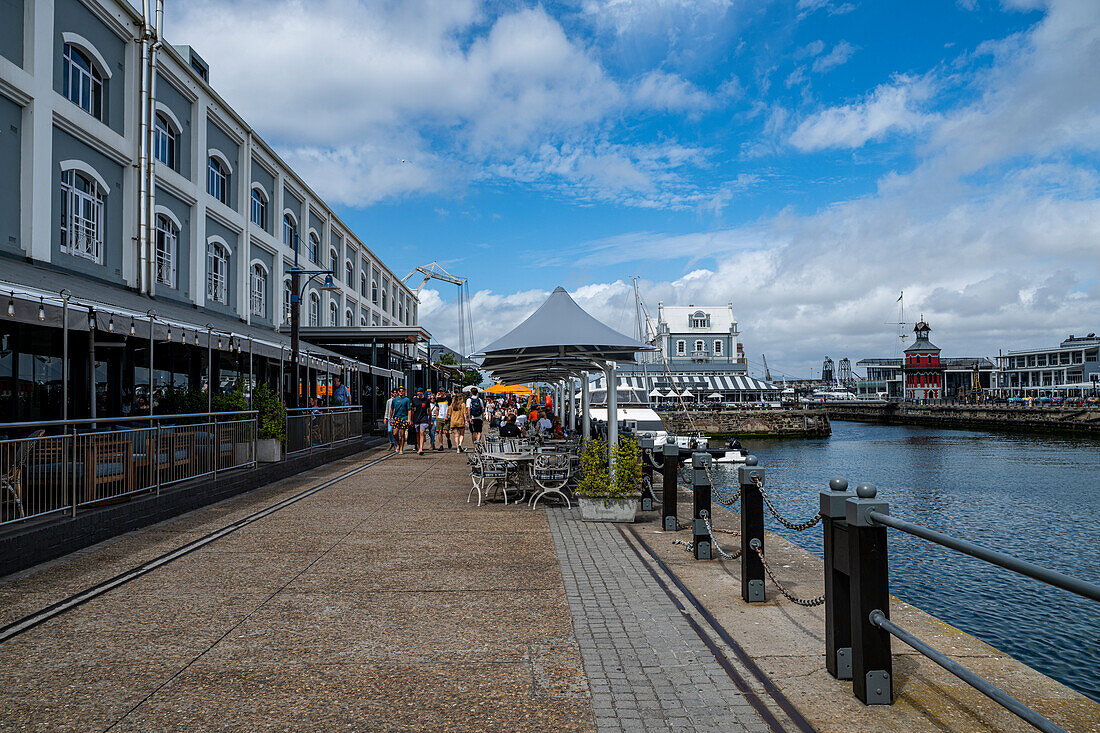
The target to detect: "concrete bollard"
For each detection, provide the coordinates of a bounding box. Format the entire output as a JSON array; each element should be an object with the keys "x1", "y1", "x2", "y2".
[
  {"x1": 691, "y1": 451, "x2": 713, "y2": 560},
  {"x1": 820, "y1": 477, "x2": 852, "y2": 680},
  {"x1": 846, "y1": 483, "x2": 892, "y2": 705},
  {"x1": 662, "y1": 443, "x2": 679, "y2": 531},
  {"x1": 738, "y1": 456, "x2": 765, "y2": 602}
]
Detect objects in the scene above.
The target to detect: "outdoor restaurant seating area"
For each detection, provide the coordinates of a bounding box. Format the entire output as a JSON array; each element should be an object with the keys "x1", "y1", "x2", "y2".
[{"x1": 466, "y1": 433, "x2": 582, "y2": 508}]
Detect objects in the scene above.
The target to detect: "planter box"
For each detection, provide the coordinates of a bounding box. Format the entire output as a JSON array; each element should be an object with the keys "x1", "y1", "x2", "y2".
[
  {"x1": 578, "y1": 497, "x2": 638, "y2": 523},
  {"x1": 256, "y1": 439, "x2": 283, "y2": 463}
]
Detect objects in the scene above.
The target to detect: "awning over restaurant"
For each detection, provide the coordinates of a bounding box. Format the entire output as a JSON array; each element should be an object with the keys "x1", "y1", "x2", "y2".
[
  {"x1": 610, "y1": 373, "x2": 780, "y2": 393},
  {"x1": 0, "y1": 257, "x2": 358, "y2": 373}
]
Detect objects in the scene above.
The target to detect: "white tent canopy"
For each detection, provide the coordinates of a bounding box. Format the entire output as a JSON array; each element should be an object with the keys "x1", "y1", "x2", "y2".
[
  {"x1": 649, "y1": 388, "x2": 665, "y2": 397},
  {"x1": 707, "y1": 392, "x2": 723, "y2": 399}
]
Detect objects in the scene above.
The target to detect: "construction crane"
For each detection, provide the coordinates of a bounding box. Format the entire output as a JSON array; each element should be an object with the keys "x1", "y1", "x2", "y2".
[
  {"x1": 402, "y1": 262, "x2": 475, "y2": 367},
  {"x1": 761, "y1": 354, "x2": 772, "y2": 382}
]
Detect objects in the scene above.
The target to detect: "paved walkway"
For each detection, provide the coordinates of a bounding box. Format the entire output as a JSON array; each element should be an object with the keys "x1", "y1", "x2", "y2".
[{"x1": 548, "y1": 507, "x2": 768, "y2": 733}]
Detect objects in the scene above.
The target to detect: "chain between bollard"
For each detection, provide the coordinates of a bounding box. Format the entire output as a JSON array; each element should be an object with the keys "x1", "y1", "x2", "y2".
[
  {"x1": 701, "y1": 510, "x2": 741, "y2": 560},
  {"x1": 713, "y1": 482, "x2": 742, "y2": 507},
  {"x1": 749, "y1": 538, "x2": 825, "y2": 607},
  {"x1": 756, "y1": 477, "x2": 823, "y2": 531}
]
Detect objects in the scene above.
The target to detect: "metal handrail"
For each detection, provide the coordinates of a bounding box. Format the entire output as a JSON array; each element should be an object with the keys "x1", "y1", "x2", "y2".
[
  {"x1": 286, "y1": 406, "x2": 360, "y2": 414},
  {"x1": 869, "y1": 611, "x2": 1067, "y2": 733},
  {"x1": 0, "y1": 411, "x2": 258, "y2": 431},
  {"x1": 868, "y1": 511, "x2": 1100, "y2": 602}
]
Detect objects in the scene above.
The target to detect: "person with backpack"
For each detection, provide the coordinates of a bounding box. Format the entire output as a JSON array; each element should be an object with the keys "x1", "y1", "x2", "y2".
[{"x1": 466, "y1": 388, "x2": 485, "y2": 444}]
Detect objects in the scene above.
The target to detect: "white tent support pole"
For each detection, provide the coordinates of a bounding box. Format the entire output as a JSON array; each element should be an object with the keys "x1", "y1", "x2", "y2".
[
  {"x1": 605, "y1": 362, "x2": 617, "y2": 484},
  {"x1": 567, "y1": 379, "x2": 575, "y2": 432},
  {"x1": 581, "y1": 373, "x2": 590, "y2": 441}
]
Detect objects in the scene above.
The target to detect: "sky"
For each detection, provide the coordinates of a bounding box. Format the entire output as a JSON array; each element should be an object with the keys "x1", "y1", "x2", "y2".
[{"x1": 166, "y1": 0, "x2": 1100, "y2": 381}]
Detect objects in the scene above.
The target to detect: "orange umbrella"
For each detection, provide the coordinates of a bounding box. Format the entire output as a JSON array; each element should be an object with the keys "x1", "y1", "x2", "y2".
[{"x1": 484, "y1": 384, "x2": 534, "y2": 396}]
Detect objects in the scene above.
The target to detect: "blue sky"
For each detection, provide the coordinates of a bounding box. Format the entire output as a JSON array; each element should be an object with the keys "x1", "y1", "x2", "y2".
[{"x1": 170, "y1": 0, "x2": 1099, "y2": 379}]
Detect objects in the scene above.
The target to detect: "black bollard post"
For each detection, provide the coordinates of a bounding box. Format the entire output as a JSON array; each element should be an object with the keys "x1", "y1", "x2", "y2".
[
  {"x1": 640, "y1": 436, "x2": 655, "y2": 512},
  {"x1": 846, "y1": 483, "x2": 892, "y2": 705},
  {"x1": 738, "y1": 456, "x2": 765, "y2": 602},
  {"x1": 820, "y1": 477, "x2": 852, "y2": 680},
  {"x1": 691, "y1": 451, "x2": 713, "y2": 560},
  {"x1": 662, "y1": 442, "x2": 679, "y2": 531}
]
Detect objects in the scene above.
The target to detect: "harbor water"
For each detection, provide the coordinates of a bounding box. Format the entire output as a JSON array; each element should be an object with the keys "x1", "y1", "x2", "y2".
[{"x1": 708, "y1": 420, "x2": 1100, "y2": 702}]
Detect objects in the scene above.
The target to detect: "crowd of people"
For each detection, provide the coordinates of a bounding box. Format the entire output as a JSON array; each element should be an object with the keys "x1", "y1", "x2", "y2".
[{"x1": 382, "y1": 387, "x2": 570, "y2": 456}]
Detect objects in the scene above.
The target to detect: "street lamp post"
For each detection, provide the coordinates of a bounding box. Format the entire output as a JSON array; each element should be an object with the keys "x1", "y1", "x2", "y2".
[{"x1": 288, "y1": 232, "x2": 337, "y2": 408}]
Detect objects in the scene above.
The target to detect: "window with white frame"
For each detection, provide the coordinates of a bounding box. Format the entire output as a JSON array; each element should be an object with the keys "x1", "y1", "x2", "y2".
[
  {"x1": 60, "y1": 168, "x2": 104, "y2": 264},
  {"x1": 360, "y1": 272, "x2": 367, "y2": 297},
  {"x1": 329, "y1": 301, "x2": 338, "y2": 326},
  {"x1": 308, "y1": 292, "x2": 319, "y2": 326},
  {"x1": 345, "y1": 260, "x2": 354, "y2": 285},
  {"x1": 381, "y1": 285, "x2": 387, "y2": 312},
  {"x1": 371, "y1": 280, "x2": 378, "y2": 303},
  {"x1": 345, "y1": 309, "x2": 353, "y2": 326},
  {"x1": 207, "y1": 157, "x2": 228, "y2": 204},
  {"x1": 676, "y1": 340, "x2": 686, "y2": 355},
  {"x1": 250, "y1": 263, "x2": 267, "y2": 317},
  {"x1": 206, "y1": 241, "x2": 228, "y2": 304},
  {"x1": 360, "y1": 314, "x2": 367, "y2": 326},
  {"x1": 691, "y1": 311, "x2": 707, "y2": 328},
  {"x1": 251, "y1": 187, "x2": 267, "y2": 229},
  {"x1": 63, "y1": 44, "x2": 103, "y2": 119},
  {"x1": 283, "y1": 214, "x2": 296, "y2": 249},
  {"x1": 694, "y1": 340, "x2": 704, "y2": 353},
  {"x1": 330, "y1": 247, "x2": 338, "y2": 270},
  {"x1": 154, "y1": 214, "x2": 177, "y2": 287},
  {"x1": 153, "y1": 113, "x2": 177, "y2": 169},
  {"x1": 283, "y1": 278, "x2": 292, "y2": 321},
  {"x1": 713, "y1": 340, "x2": 723, "y2": 356},
  {"x1": 308, "y1": 232, "x2": 320, "y2": 263}
]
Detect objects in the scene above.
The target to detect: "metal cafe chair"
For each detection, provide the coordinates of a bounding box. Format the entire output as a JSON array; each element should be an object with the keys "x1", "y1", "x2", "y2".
[
  {"x1": 530, "y1": 452, "x2": 573, "y2": 509},
  {"x1": 467, "y1": 451, "x2": 515, "y2": 507},
  {"x1": 1, "y1": 429, "x2": 46, "y2": 521}
]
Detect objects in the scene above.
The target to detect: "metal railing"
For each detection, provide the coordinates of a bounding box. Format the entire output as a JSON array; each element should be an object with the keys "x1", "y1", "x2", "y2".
[
  {"x1": 286, "y1": 406, "x2": 363, "y2": 456},
  {"x1": 0, "y1": 411, "x2": 257, "y2": 527}
]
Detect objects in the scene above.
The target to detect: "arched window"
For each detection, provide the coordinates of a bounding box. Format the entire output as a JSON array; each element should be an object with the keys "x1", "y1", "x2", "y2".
[
  {"x1": 283, "y1": 213, "x2": 297, "y2": 249},
  {"x1": 153, "y1": 113, "x2": 177, "y2": 169},
  {"x1": 713, "y1": 340, "x2": 722, "y2": 356},
  {"x1": 308, "y1": 292, "x2": 319, "y2": 326},
  {"x1": 154, "y1": 213, "x2": 178, "y2": 287},
  {"x1": 283, "y1": 278, "x2": 292, "y2": 321},
  {"x1": 330, "y1": 247, "x2": 338, "y2": 270},
  {"x1": 250, "y1": 263, "x2": 267, "y2": 317},
  {"x1": 345, "y1": 308, "x2": 353, "y2": 326},
  {"x1": 207, "y1": 156, "x2": 228, "y2": 204},
  {"x1": 206, "y1": 241, "x2": 229, "y2": 304},
  {"x1": 308, "y1": 232, "x2": 320, "y2": 263},
  {"x1": 381, "y1": 286, "x2": 387, "y2": 312},
  {"x1": 360, "y1": 314, "x2": 367, "y2": 326},
  {"x1": 676, "y1": 340, "x2": 686, "y2": 356},
  {"x1": 694, "y1": 340, "x2": 704, "y2": 353},
  {"x1": 691, "y1": 311, "x2": 708, "y2": 329},
  {"x1": 251, "y1": 187, "x2": 268, "y2": 229},
  {"x1": 345, "y1": 260, "x2": 354, "y2": 285},
  {"x1": 60, "y1": 168, "x2": 105, "y2": 263},
  {"x1": 329, "y1": 301, "x2": 338, "y2": 326},
  {"x1": 62, "y1": 43, "x2": 104, "y2": 119},
  {"x1": 371, "y1": 280, "x2": 378, "y2": 303},
  {"x1": 360, "y1": 272, "x2": 367, "y2": 297}
]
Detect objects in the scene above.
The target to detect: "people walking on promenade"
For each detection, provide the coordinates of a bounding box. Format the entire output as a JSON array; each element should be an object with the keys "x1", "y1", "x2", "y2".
[
  {"x1": 449, "y1": 393, "x2": 467, "y2": 452},
  {"x1": 389, "y1": 387, "x2": 411, "y2": 455},
  {"x1": 467, "y1": 388, "x2": 485, "y2": 445},
  {"x1": 426, "y1": 390, "x2": 438, "y2": 450},
  {"x1": 411, "y1": 387, "x2": 432, "y2": 456},
  {"x1": 384, "y1": 389, "x2": 397, "y2": 450},
  {"x1": 435, "y1": 392, "x2": 452, "y2": 451}
]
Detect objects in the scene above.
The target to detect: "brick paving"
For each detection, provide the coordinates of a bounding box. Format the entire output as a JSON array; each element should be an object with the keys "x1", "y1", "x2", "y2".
[{"x1": 547, "y1": 506, "x2": 769, "y2": 733}]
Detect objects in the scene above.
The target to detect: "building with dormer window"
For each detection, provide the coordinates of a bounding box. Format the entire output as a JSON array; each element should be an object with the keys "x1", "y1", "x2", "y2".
[{"x1": 903, "y1": 319, "x2": 944, "y2": 402}]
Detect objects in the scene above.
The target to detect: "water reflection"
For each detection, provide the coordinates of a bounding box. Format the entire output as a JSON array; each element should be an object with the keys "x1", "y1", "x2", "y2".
[{"x1": 708, "y1": 420, "x2": 1100, "y2": 702}]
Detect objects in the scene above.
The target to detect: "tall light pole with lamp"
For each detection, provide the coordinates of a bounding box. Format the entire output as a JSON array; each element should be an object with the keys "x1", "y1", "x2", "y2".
[{"x1": 288, "y1": 233, "x2": 338, "y2": 408}]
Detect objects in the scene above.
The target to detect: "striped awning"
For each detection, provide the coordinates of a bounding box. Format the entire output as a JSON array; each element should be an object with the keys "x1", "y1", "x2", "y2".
[{"x1": 604, "y1": 373, "x2": 780, "y2": 393}]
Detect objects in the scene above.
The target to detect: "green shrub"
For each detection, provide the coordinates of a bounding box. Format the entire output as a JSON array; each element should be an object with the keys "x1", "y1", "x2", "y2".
[
  {"x1": 213, "y1": 381, "x2": 248, "y2": 413},
  {"x1": 254, "y1": 383, "x2": 287, "y2": 444},
  {"x1": 575, "y1": 436, "x2": 640, "y2": 505}
]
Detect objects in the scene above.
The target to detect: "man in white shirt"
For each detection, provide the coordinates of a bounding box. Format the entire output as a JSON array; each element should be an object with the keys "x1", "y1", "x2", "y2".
[{"x1": 538, "y1": 413, "x2": 552, "y2": 434}]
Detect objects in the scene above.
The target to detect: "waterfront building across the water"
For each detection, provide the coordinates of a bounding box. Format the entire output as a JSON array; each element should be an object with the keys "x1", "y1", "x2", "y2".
[
  {"x1": 0, "y1": 0, "x2": 422, "y2": 422},
  {"x1": 995, "y1": 333, "x2": 1100, "y2": 397}
]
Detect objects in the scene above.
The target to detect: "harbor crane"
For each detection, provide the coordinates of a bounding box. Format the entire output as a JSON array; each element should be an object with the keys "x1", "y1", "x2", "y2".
[
  {"x1": 402, "y1": 262, "x2": 475, "y2": 368},
  {"x1": 761, "y1": 354, "x2": 772, "y2": 382}
]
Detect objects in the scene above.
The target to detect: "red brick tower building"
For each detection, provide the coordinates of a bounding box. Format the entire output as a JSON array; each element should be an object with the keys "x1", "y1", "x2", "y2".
[{"x1": 904, "y1": 319, "x2": 944, "y2": 402}]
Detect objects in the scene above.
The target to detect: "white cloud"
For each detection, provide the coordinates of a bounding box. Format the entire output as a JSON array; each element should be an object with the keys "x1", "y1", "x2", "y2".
[
  {"x1": 812, "y1": 41, "x2": 857, "y2": 73},
  {"x1": 789, "y1": 74, "x2": 935, "y2": 151},
  {"x1": 631, "y1": 70, "x2": 714, "y2": 113},
  {"x1": 796, "y1": 0, "x2": 857, "y2": 20}
]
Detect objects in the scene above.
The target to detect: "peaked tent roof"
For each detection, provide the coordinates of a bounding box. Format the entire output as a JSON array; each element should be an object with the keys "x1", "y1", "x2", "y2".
[{"x1": 473, "y1": 286, "x2": 654, "y2": 377}]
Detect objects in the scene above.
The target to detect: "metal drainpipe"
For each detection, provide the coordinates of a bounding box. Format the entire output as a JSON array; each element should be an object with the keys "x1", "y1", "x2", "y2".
[
  {"x1": 61, "y1": 290, "x2": 70, "y2": 421},
  {"x1": 137, "y1": 1, "x2": 151, "y2": 295},
  {"x1": 146, "y1": 0, "x2": 164, "y2": 297},
  {"x1": 147, "y1": 312, "x2": 155, "y2": 416}
]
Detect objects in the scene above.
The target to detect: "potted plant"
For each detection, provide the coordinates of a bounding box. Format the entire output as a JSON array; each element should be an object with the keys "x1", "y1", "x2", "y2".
[
  {"x1": 253, "y1": 383, "x2": 286, "y2": 462},
  {"x1": 212, "y1": 382, "x2": 251, "y2": 465},
  {"x1": 576, "y1": 436, "x2": 642, "y2": 522}
]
